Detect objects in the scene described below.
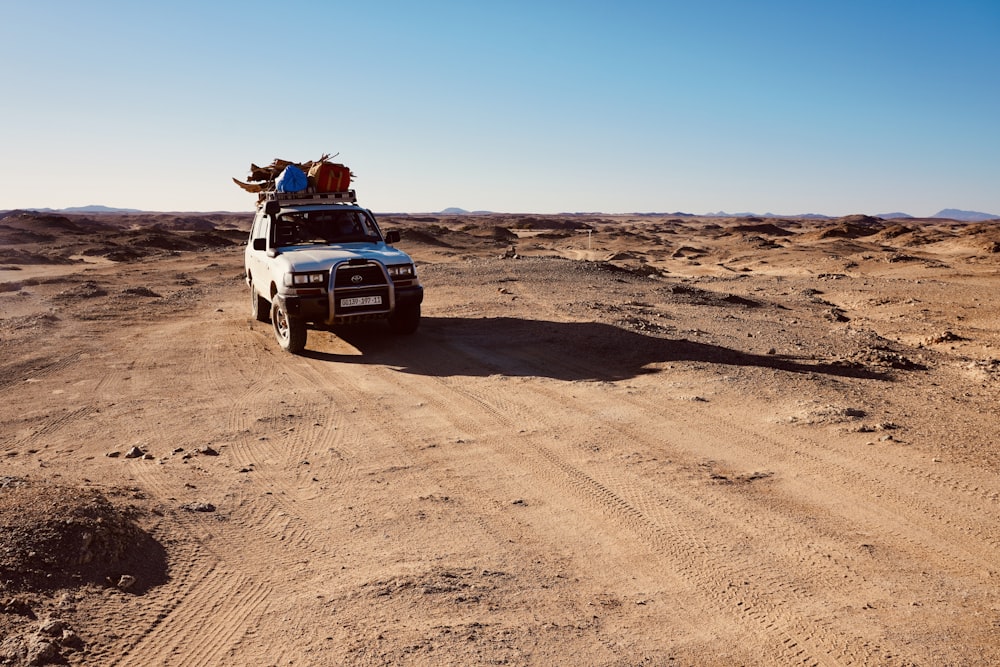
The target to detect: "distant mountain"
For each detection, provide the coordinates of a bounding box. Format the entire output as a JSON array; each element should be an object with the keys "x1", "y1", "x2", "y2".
[
  {"x1": 22, "y1": 205, "x2": 145, "y2": 214},
  {"x1": 932, "y1": 208, "x2": 999, "y2": 222},
  {"x1": 707, "y1": 211, "x2": 833, "y2": 220},
  {"x1": 438, "y1": 207, "x2": 469, "y2": 215},
  {"x1": 875, "y1": 212, "x2": 914, "y2": 219},
  {"x1": 64, "y1": 204, "x2": 145, "y2": 214},
  {"x1": 705, "y1": 211, "x2": 760, "y2": 218},
  {"x1": 631, "y1": 212, "x2": 695, "y2": 217}
]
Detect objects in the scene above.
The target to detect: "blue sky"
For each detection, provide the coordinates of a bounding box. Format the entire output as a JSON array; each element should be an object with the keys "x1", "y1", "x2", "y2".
[{"x1": 1, "y1": 1, "x2": 997, "y2": 215}]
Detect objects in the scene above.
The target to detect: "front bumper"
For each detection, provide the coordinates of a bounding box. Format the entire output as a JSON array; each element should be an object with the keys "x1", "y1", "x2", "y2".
[
  {"x1": 394, "y1": 284, "x2": 424, "y2": 308},
  {"x1": 275, "y1": 283, "x2": 423, "y2": 326}
]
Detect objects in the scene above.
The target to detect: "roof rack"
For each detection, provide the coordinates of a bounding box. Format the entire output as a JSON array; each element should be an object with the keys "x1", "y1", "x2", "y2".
[{"x1": 257, "y1": 189, "x2": 357, "y2": 206}]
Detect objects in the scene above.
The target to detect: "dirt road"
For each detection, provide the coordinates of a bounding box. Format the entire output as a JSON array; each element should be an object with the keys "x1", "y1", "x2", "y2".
[{"x1": 2, "y1": 213, "x2": 1000, "y2": 665}]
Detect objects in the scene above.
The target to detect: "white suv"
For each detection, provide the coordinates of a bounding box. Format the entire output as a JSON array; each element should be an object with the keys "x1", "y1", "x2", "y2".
[{"x1": 244, "y1": 191, "x2": 423, "y2": 353}]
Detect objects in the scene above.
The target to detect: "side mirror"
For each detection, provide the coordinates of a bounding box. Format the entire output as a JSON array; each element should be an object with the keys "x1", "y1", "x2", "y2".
[
  {"x1": 253, "y1": 238, "x2": 267, "y2": 251},
  {"x1": 264, "y1": 201, "x2": 280, "y2": 216},
  {"x1": 384, "y1": 230, "x2": 400, "y2": 244}
]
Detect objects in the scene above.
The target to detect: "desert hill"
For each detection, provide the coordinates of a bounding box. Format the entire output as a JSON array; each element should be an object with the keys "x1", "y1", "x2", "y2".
[{"x1": 2, "y1": 210, "x2": 1000, "y2": 665}]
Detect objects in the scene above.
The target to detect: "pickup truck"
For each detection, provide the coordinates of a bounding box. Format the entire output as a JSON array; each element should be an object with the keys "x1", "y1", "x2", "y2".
[{"x1": 244, "y1": 190, "x2": 423, "y2": 353}]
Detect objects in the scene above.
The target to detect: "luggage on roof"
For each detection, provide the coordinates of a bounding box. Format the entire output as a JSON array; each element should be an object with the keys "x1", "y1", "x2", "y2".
[
  {"x1": 233, "y1": 153, "x2": 356, "y2": 196},
  {"x1": 308, "y1": 162, "x2": 352, "y2": 193}
]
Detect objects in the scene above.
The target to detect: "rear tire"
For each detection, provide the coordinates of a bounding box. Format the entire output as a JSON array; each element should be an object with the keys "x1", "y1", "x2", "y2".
[
  {"x1": 389, "y1": 303, "x2": 420, "y2": 335},
  {"x1": 250, "y1": 280, "x2": 270, "y2": 323},
  {"x1": 272, "y1": 301, "x2": 307, "y2": 353}
]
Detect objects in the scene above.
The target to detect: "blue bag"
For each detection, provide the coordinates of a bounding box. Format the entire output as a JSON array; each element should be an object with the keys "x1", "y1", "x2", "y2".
[{"x1": 276, "y1": 164, "x2": 308, "y2": 193}]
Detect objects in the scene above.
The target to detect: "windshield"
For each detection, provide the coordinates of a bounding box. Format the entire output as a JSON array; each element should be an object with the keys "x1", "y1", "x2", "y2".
[{"x1": 274, "y1": 209, "x2": 380, "y2": 246}]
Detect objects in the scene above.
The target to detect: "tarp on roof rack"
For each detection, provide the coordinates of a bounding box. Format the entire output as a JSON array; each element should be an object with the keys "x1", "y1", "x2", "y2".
[{"x1": 275, "y1": 165, "x2": 307, "y2": 193}]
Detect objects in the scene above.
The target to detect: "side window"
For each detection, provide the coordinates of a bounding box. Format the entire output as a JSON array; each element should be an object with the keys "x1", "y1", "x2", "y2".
[
  {"x1": 252, "y1": 214, "x2": 268, "y2": 241},
  {"x1": 250, "y1": 214, "x2": 272, "y2": 250}
]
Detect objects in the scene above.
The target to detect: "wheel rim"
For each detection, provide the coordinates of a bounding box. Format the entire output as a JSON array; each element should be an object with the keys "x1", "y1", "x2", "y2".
[{"x1": 274, "y1": 307, "x2": 289, "y2": 340}]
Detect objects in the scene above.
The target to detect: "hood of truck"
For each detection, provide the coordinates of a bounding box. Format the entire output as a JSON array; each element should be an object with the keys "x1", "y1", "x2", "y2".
[{"x1": 277, "y1": 244, "x2": 414, "y2": 272}]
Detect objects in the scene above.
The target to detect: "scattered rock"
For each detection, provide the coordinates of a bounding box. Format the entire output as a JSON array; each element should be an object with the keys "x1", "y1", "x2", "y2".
[
  {"x1": 123, "y1": 446, "x2": 144, "y2": 459},
  {"x1": 54, "y1": 281, "x2": 106, "y2": 300},
  {"x1": 824, "y1": 308, "x2": 850, "y2": 322},
  {"x1": 59, "y1": 629, "x2": 84, "y2": 651},
  {"x1": 842, "y1": 347, "x2": 926, "y2": 371},
  {"x1": 38, "y1": 619, "x2": 66, "y2": 637},
  {"x1": 26, "y1": 637, "x2": 60, "y2": 666},
  {"x1": 924, "y1": 330, "x2": 965, "y2": 345},
  {"x1": 119, "y1": 286, "x2": 161, "y2": 298},
  {"x1": 180, "y1": 502, "x2": 216, "y2": 513},
  {"x1": 791, "y1": 405, "x2": 867, "y2": 425},
  {"x1": 0, "y1": 597, "x2": 36, "y2": 618}
]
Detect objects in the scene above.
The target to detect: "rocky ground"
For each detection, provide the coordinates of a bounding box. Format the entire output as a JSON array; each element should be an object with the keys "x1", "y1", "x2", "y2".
[{"x1": 1, "y1": 208, "x2": 999, "y2": 665}]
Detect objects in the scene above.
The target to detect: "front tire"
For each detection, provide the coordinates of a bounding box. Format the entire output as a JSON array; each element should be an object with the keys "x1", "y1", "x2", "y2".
[
  {"x1": 271, "y1": 301, "x2": 307, "y2": 353},
  {"x1": 250, "y1": 280, "x2": 270, "y2": 323},
  {"x1": 388, "y1": 303, "x2": 420, "y2": 335}
]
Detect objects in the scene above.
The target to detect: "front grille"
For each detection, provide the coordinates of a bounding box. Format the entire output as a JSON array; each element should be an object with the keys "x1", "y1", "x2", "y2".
[
  {"x1": 333, "y1": 263, "x2": 387, "y2": 288},
  {"x1": 330, "y1": 261, "x2": 391, "y2": 321}
]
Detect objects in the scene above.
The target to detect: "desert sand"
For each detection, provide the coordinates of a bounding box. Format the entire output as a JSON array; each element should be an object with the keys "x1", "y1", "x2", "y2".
[{"x1": 2, "y1": 208, "x2": 1000, "y2": 665}]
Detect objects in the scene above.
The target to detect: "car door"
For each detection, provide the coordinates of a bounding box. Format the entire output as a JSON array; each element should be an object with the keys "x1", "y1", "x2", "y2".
[{"x1": 247, "y1": 211, "x2": 270, "y2": 292}]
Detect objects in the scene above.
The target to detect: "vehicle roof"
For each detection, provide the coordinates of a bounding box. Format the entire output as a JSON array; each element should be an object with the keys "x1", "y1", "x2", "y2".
[{"x1": 270, "y1": 203, "x2": 367, "y2": 214}]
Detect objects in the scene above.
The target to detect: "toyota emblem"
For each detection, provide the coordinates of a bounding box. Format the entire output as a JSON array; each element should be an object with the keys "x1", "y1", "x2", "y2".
[{"x1": 351, "y1": 274, "x2": 363, "y2": 284}]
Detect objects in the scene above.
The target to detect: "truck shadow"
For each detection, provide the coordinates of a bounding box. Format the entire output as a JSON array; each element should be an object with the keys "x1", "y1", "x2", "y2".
[{"x1": 301, "y1": 316, "x2": 891, "y2": 383}]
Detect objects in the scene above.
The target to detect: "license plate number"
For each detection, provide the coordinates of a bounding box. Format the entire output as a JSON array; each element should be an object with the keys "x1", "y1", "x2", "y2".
[{"x1": 340, "y1": 296, "x2": 382, "y2": 307}]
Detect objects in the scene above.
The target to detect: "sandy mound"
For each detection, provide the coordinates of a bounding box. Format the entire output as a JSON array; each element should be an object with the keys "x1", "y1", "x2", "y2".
[
  {"x1": 810, "y1": 214, "x2": 884, "y2": 239},
  {"x1": 729, "y1": 222, "x2": 795, "y2": 236},
  {"x1": 0, "y1": 478, "x2": 167, "y2": 665},
  {"x1": 0, "y1": 477, "x2": 164, "y2": 592}
]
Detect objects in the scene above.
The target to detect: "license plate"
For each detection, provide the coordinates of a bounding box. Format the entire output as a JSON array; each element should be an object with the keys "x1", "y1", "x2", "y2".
[{"x1": 340, "y1": 296, "x2": 382, "y2": 307}]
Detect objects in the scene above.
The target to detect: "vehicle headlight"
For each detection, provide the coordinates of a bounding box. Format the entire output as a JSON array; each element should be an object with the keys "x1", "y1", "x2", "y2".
[
  {"x1": 387, "y1": 264, "x2": 415, "y2": 279},
  {"x1": 284, "y1": 271, "x2": 327, "y2": 287}
]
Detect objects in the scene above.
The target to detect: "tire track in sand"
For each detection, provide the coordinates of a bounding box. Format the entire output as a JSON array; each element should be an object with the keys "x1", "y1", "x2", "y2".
[
  {"x1": 108, "y1": 309, "x2": 284, "y2": 665},
  {"x1": 342, "y1": 357, "x2": 883, "y2": 665},
  {"x1": 494, "y1": 350, "x2": 1000, "y2": 664},
  {"x1": 108, "y1": 555, "x2": 271, "y2": 667},
  {"x1": 619, "y1": 388, "x2": 1000, "y2": 576},
  {"x1": 507, "y1": 326, "x2": 1000, "y2": 572},
  {"x1": 199, "y1": 320, "x2": 347, "y2": 560}
]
